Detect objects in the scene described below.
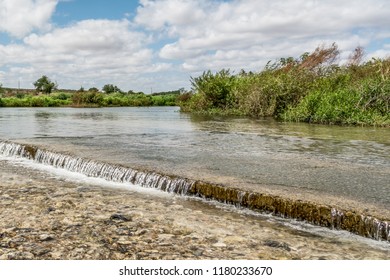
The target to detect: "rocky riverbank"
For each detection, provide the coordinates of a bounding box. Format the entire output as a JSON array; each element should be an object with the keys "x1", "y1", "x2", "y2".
[{"x1": 1, "y1": 159, "x2": 389, "y2": 260}]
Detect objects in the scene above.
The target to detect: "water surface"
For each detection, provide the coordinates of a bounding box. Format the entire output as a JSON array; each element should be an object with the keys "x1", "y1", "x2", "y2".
[{"x1": 0, "y1": 107, "x2": 389, "y2": 208}]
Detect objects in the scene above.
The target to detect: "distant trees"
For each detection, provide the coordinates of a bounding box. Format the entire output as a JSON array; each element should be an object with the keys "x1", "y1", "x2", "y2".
[
  {"x1": 88, "y1": 87, "x2": 99, "y2": 93},
  {"x1": 33, "y1": 75, "x2": 57, "y2": 94},
  {"x1": 102, "y1": 84, "x2": 121, "y2": 94}
]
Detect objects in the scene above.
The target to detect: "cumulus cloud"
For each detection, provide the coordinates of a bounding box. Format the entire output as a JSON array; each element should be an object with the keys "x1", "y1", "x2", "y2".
[
  {"x1": 135, "y1": 0, "x2": 207, "y2": 32},
  {"x1": 0, "y1": 19, "x2": 164, "y2": 90},
  {"x1": 0, "y1": 0, "x2": 58, "y2": 38},
  {"x1": 136, "y1": 0, "x2": 390, "y2": 72}
]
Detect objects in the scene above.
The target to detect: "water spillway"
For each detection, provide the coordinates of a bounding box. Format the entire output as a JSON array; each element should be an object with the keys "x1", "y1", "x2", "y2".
[{"x1": 1, "y1": 140, "x2": 389, "y2": 243}]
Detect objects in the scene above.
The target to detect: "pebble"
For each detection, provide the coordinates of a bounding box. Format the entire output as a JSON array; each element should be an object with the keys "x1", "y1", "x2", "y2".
[{"x1": 39, "y1": 234, "x2": 55, "y2": 242}]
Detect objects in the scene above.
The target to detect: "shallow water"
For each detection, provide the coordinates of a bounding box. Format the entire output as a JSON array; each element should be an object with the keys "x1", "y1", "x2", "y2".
[
  {"x1": 0, "y1": 107, "x2": 389, "y2": 208},
  {"x1": 1, "y1": 157, "x2": 390, "y2": 259}
]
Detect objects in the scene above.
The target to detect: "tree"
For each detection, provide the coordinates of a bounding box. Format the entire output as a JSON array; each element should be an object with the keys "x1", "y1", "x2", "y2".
[
  {"x1": 88, "y1": 87, "x2": 99, "y2": 93},
  {"x1": 102, "y1": 84, "x2": 121, "y2": 94},
  {"x1": 33, "y1": 75, "x2": 57, "y2": 94}
]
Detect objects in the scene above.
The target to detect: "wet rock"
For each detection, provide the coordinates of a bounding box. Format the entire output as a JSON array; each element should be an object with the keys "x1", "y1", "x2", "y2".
[
  {"x1": 192, "y1": 249, "x2": 203, "y2": 257},
  {"x1": 212, "y1": 242, "x2": 227, "y2": 248},
  {"x1": 115, "y1": 227, "x2": 133, "y2": 236},
  {"x1": 5, "y1": 251, "x2": 35, "y2": 260},
  {"x1": 263, "y1": 240, "x2": 291, "y2": 251},
  {"x1": 158, "y1": 234, "x2": 175, "y2": 240},
  {"x1": 39, "y1": 234, "x2": 55, "y2": 242},
  {"x1": 32, "y1": 246, "x2": 51, "y2": 257},
  {"x1": 46, "y1": 206, "x2": 56, "y2": 213},
  {"x1": 110, "y1": 213, "x2": 132, "y2": 222},
  {"x1": 135, "y1": 229, "x2": 148, "y2": 236}
]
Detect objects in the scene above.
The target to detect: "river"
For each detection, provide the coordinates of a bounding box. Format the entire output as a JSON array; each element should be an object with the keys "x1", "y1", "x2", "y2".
[{"x1": 0, "y1": 106, "x2": 389, "y2": 259}]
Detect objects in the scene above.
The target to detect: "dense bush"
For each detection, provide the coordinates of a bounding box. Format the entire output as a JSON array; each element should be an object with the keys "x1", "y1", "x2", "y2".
[
  {"x1": 181, "y1": 43, "x2": 390, "y2": 126},
  {"x1": 72, "y1": 91, "x2": 104, "y2": 107},
  {"x1": 0, "y1": 95, "x2": 70, "y2": 107}
]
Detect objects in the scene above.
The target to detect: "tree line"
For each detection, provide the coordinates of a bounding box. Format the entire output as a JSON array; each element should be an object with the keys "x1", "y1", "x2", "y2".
[{"x1": 0, "y1": 77, "x2": 182, "y2": 107}]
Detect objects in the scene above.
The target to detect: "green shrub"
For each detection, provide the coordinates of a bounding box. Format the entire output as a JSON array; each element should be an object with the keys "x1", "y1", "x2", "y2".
[
  {"x1": 72, "y1": 91, "x2": 104, "y2": 107},
  {"x1": 190, "y1": 69, "x2": 237, "y2": 109}
]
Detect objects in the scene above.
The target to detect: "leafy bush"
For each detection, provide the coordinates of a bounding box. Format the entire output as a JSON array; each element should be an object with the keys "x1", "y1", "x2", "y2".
[
  {"x1": 190, "y1": 69, "x2": 237, "y2": 109},
  {"x1": 72, "y1": 91, "x2": 104, "y2": 107}
]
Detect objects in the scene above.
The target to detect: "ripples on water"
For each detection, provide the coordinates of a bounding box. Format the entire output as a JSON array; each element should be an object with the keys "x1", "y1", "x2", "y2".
[{"x1": 0, "y1": 107, "x2": 389, "y2": 205}]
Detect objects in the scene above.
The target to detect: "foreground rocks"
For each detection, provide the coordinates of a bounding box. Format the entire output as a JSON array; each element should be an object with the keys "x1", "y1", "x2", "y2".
[{"x1": 1, "y1": 160, "x2": 389, "y2": 260}]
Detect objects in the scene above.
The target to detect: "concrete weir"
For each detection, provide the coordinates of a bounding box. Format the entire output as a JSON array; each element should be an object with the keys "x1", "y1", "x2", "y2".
[
  {"x1": 1, "y1": 140, "x2": 389, "y2": 243},
  {"x1": 190, "y1": 181, "x2": 390, "y2": 242}
]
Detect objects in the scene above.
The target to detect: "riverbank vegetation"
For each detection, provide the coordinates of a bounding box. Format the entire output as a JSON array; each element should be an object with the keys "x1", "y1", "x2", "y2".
[
  {"x1": 180, "y1": 43, "x2": 390, "y2": 126},
  {"x1": 0, "y1": 86, "x2": 181, "y2": 108}
]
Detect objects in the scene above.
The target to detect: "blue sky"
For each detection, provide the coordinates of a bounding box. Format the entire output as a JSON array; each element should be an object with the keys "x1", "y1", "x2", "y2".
[
  {"x1": 1, "y1": 0, "x2": 390, "y2": 92},
  {"x1": 53, "y1": 1, "x2": 140, "y2": 26}
]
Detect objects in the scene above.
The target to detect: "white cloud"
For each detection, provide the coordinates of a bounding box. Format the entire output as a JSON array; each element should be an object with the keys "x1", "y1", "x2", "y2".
[
  {"x1": 0, "y1": 0, "x2": 58, "y2": 38},
  {"x1": 135, "y1": 0, "x2": 207, "y2": 32},
  {"x1": 136, "y1": 0, "x2": 390, "y2": 73},
  {"x1": 0, "y1": 19, "x2": 163, "y2": 91}
]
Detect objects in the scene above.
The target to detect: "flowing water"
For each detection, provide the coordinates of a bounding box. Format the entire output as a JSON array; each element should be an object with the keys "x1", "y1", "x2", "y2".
[
  {"x1": 1, "y1": 107, "x2": 389, "y2": 206},
  {"x1": 0, "y1": 107, "x2": 390, "y2": 257}
]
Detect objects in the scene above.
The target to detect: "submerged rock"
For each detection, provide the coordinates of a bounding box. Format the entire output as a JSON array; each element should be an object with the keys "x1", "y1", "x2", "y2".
[
  {"x1": 110, "y1": 213, "x2": 132, "y2": 222},
  {"x1": 263, "y1": 240, "x2": 291, "y2": 251}
]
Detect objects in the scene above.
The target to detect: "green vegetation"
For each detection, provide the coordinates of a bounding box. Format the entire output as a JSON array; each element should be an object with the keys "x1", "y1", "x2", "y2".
[
  {"x1": 0, "y1": 92, "x2": 71, "y2": 107},
  {"x1": 0, "y1": 88, "x2": 181, "y2": 108},
  {"x1": 33, "y1": 75, "x2": 57, "y2": 94},
  {"x1": 181, "y1": 44, "x2": 390, "y2": 126}
]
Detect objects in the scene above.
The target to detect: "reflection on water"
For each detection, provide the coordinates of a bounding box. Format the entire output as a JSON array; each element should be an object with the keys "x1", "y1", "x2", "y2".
[
  {"x1": 0, "y1": 107, "x2": 389, "y2": 207},
  {"x1": 189, "y1": 114, "x2": 390, "y2": 166},
  {"x1": 190, "y1": 114, "x2": 390, "y2": 143}
]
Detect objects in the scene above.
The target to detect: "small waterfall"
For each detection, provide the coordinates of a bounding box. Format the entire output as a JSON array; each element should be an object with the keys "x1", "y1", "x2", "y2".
[
  {"x1": 0, "y1": 141, "x2": 195, "y2": 196},
  {"x1": 331, "y1": 208, "x2": 344, "y2": 230},
  {"x1": 0, "y1": 142, "x2": 29, "y2": 158},
  {"x1": 0, "y1": 140, "x2": 389, "y2": 243}
]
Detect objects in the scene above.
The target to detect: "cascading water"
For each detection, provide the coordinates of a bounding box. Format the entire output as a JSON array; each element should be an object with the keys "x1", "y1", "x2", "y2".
[
  {"x1": 0, "y1": 142, "x2": 29, "y2": 158},
  {"x1": 1, "y1": 140, "x2": 389, "y2": 243}
]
